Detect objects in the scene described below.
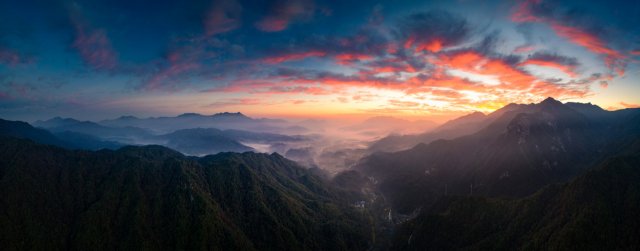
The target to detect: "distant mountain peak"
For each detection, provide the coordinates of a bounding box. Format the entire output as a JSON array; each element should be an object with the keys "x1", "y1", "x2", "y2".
[
  {"x1": 177, "y1": 112, "x2": 203, "y2": 117},
  {"x1": 540, "y1": 97, "x2": 562, "y2": 105},
  {"x1": 117, "y1": 115, "x2": 138, "y2": 120},
  {"x1": 459, "y1": 111, "x2": 486, "y2": 120},
  {"x1": 48, "y1": 117, "x2": 79, "y2": 122},
  {"x1": 212, "y1": 112, "x2": 246, "y2": 117}
]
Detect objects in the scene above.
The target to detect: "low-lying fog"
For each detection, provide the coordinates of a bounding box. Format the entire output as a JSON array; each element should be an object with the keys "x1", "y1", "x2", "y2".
[{"x1": 33, "y1": 113, "x2": 440, "y2": 175}]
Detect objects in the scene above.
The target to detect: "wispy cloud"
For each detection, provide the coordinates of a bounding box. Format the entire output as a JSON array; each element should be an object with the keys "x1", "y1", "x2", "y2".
[
  {"x1": 255, "y1": 0, "x2": 316, "y2": 32},
  {"x1": 205, "y1": 0, "x2": 243, "y2": 36},
  {"x1": 68, "y1": 4, "x2": 118, "y2": 70},
  {"x1": 511, "y1": 0, "x2": 627, "y2": 76}
]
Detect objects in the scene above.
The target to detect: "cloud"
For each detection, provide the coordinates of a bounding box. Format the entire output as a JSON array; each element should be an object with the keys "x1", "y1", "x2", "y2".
[
  {"x1": 0, "y1": 91, "x2": 10, "y2": 100},
  {"x1": 519, "y1": 52, "x2": 579, "y2": 77},
  {"x1": 513, "y1": 45, "x2": 536, "y2": 54},
  {"x1": 263, "y1": 51, "x2": 326, "y2": 64},
  {"x1": 620, "y1": 102, "x2": 640, "y2": 108},
  {"x1": 511, "y1": 0, "x2": 627, "y2": 76},
  {"x1": 142, "y1": 62, "x2": 200, "y2": 91},
  {"x1": 364, "y1": 58, "x2": 419, "y2": 73},
  {"x1": 139, "y1": 2, "x2": 248, "y2": 91},
  {"x1": 434, "y1": 50, "x2": 589, "y2": 99},
  {"x1": 204, "y1": 0, "x2": 243, "y2": 36},
  {"x1": 334, "y1": 53, "x2": 373, "y2": 65},
  {"x1": 205, "y1": 98, "x2": 263, "y2": 107},
  {"x1": 255, "y1": 0, "x2": 315, "y2": 32},
  {"x1": 549, "y1": 23, "x2": 625, "y2": 75},
  {"x1": 0, "y1": 48, "x2": 32, "y2": 66},
  {"x1": 397, "y1": 10, "x2": 470, "y2": 53},
  {"x1": 388, "y1": 99, "x2": 420, "y2": 107},
  {"x1": 68, "y1": 4, "x2": 118, "y2": 70}
]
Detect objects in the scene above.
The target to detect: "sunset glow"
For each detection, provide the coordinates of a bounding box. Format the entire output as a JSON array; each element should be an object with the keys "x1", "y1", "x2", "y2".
[{"x1": 0, "y1": 0, "x2": 639, "y2": 122}]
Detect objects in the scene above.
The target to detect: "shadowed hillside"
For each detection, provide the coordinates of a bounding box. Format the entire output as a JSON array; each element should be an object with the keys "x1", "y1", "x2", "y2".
[
  {"x1": 0, "y1": 138, "x2": 373, "y2": 251},
  {"x1": 391, "y1": 141, "x2": 640, "y2": 250}
]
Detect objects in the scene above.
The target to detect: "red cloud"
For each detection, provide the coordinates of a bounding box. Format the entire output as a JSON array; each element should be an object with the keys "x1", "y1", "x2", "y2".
[
  {"x1": 511, "y1": 0, "x2": 626, "y2": 76},
  {"x1": 436, "y1": 50, "x2": 588, "y2": 98},
  {"x1": 142, "y1": 52, "x2": 200, "y2": 91},
  {"x1": 511, "y1": 0, "x2": 543, "y2": 22},
  {"x1": 255, "y1": 17, "x2": 289, "y2": 32},
  {"x1": 204, "y1": 0, "x2": 242, "y2": 36},
  {"x1": 263, "y1": 51, "x2": 326, "y2": 64},
  {"x1": 404, "y1": 37, "x2": 445, "y2": 53},
  {"x1": 72, "y1": 27, "x2": 117, "y2": 70},
  {"x1": 513, "y1": 45, "x2": 536, "y2": 54},
  {"x1": 549, "y1": 23, "x2": 625, "y2": 75},
  {"x1": 255, "y1": 0, "x2": 315, "y2": 32},
  {"x1": 0, "y1": 49, "x2": 26, "y2": 66},
  {"x1": 0, "y1": 91, "x2": 10, "y2": 100},
  {"x1": 334, "y1": 53, "x2": 373, "y2": 65},
  {"x1": 68, "y1": 5, "x2": 118, "y2": 70},
  {"x1": 143, "y1": 62, "x2": 200, "y2": 91}
]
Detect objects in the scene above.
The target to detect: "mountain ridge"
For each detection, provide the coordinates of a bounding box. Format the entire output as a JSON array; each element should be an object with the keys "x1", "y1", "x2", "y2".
[
  {"x1": 0, "y1": 137, "x2": 373, "y2": 250},
  {"x1": 350, "y1": 98, "x2": 640, "y2": 213}
]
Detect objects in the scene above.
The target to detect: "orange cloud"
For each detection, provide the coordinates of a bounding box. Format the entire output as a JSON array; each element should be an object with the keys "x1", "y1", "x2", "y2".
[
  {"x1": 415, "y1": 39, "x2": 444, "y2": 53},
  {"x1": 388, "y1": 99, "x2": 420, "y2": 107},
  {"x1": 406, "y1": 75, "x2": 488, "y2": 94},
  {"x1": 620, "y1": 102, "x2": 640, "y2": 108},
  {"x1": 436, "y1": 50, "x2": 588, "y2": 99},
  {"x1": 405, "y1": 37, "x2": 444, "y2": 53}
]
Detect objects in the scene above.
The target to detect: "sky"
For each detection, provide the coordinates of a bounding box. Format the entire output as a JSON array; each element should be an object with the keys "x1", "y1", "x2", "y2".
[{"x1": 1, "y1": 0, "x2": 639, "y2": 122}]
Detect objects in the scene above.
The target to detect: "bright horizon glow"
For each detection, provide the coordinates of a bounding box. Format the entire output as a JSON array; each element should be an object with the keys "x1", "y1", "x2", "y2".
[{"x1": 1, "y1": 0, "x2": 639, "y2": 123}]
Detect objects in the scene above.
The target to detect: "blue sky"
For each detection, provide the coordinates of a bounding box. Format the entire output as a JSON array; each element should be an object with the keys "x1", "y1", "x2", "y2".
[{"x1": 1, "y1": 0, "x2": 639, "y2": 121}]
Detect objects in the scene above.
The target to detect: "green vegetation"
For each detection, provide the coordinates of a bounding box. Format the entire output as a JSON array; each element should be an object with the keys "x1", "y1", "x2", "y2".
[
  {"x1": 0, "y1": 138, "x2": 373, "y2": 251},
  {"x1": 392, "y1": 151, "x2": 640, "y2": 250}
]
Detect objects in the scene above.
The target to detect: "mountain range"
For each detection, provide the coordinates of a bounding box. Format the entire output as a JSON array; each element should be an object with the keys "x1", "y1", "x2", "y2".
[
  {"x1": 97, "y1": 112, "x2": 286, "y2": 134},
  {"x1": 348, "y1": 97, "x2": 640, "y2": 213},
  {"x1": 391, "y1": 139, "x2": 640, "y2": 250},
  {"x1": 29, "y1": 116, "x2": 308, "y2": 156},
  {"x1": 0, "y1": 137, "x2": 373, "y2": 250},
  {"x1": 2, "y1": 97, "x2": 640, "y2": 250}
]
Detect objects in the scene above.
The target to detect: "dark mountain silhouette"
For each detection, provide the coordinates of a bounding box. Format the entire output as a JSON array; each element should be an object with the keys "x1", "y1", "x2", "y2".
[
  {"x1": 158, "y1": 128, "x2": 307, "y2": 156},
  {"x1": 98, "y1": 112, "x2": 287, "y2": 133},
  {"x1": 34, "y1": 117, "x2": 153, "y2": 143},
  {"x1": 1, "y1": 119, "x2": 68, "y2": 146},
  {"x1": 351, "y1": 98, "x2": 640, "y2": 213},
  {"x1": 343, "y1": 116, "x2": 438, "y2": 136},
  {"x1": 368, "y1": 111, "x2": 487, "y2": 153},
  {"x1": 0, "y1": 119, "x2": 122, "y2": 150},
  {"x1": 391, "y1": 140, "x2": 640, "y2": 250},
  {"x1": 33, "y1": 117, "x2": 83, "y2": 128},
  {"x1": 33, "y1": 117, "x2": 308, "y2": 155},
  {"x1": 159, "y1": 128, "x2": 254, "y2": 155},
  {"x1": 367, "y1": 98, "x2": 591, "y2": 153},
  {"x1": 52, "y1": 131, "x2": 123, "y2": 150},
  {"x1": 0, "y1": 138, "x2": 373, "y2": 250}
]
